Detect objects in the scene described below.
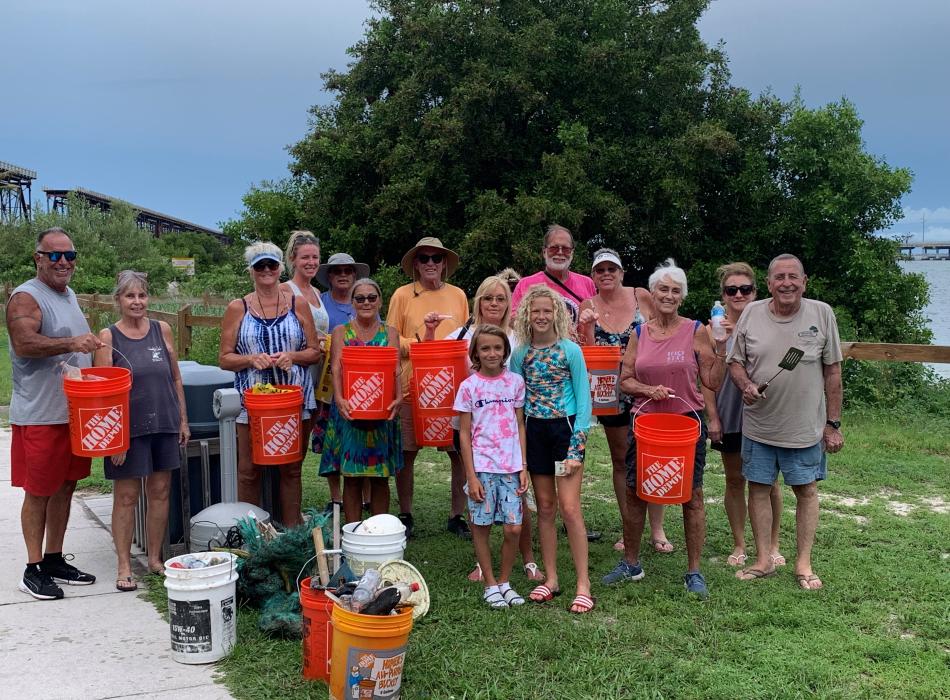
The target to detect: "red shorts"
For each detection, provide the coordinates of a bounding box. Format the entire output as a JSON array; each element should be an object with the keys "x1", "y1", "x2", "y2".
[{"x1": 11, "y1": 424, "x2": 92, "y2": 497}]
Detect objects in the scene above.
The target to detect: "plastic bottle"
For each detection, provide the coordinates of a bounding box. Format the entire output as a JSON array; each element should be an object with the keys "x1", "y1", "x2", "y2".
[
  {"x1": 388, "y1": 581, "x2": 420, "y2": 603},
  {"x1": 350, "y1": 568, "x2": 382, "y2": 612},
  {"x1": 710, "y1": 301, "x2": 727, "y2": 341}
]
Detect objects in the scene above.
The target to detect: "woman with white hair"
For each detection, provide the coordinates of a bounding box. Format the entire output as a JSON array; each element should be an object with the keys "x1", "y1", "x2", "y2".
[
  {"x1": 219, "y1": 241, "x2": 322, "y2": 526},
  {"x1": 602, "y1": 258, "x2": 727, "y2": 599}
]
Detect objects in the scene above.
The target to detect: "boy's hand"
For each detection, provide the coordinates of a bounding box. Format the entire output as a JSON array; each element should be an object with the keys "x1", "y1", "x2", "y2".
[
  {"x1": 516, "y1": 470, "x2": 529, "y2": 495},
  {"x1": 466, "y1": 476, "x2": 485, "y2": 502}
]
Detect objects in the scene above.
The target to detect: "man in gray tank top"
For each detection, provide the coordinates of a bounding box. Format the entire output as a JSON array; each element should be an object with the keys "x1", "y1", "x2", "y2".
[{"x1": 6, "y1": 227, "x2": 104, "y2": 600}]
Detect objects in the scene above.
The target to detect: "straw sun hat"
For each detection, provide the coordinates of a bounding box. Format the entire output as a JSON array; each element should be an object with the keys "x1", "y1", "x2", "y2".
[{"x1": 399, "y1": 237, "x2": 460, "y2": 279}]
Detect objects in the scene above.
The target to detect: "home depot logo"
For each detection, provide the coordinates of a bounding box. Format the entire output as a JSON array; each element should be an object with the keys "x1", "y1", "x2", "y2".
[
  {"x1": 422, "y1": 415, "x2": 453, "y2": 443},
  {"x1": 589, "y1": 370, "x2": 618, "y2": 406},
  {"x1": 639, "y1": 453, "x2": 686, "y2": 500},
  {"x1": 415, "y1": 367, "x2": 454, "y2": 409},
  {"x1": 262, "y1": 414, "x2": 300, "y2": 456},
  {"x1": 348, "y1": 371, "x2": 385, "y2": 411},
  {"x1": 79, "y1": 405, "x2": 124, "y2": 452}
]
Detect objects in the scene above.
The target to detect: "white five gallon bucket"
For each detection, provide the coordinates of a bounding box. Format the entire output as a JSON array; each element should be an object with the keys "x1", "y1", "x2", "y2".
[
  {"x1": 341, "y1": 520, "x2": 406, "y2": 576},
  {"x1": 164, "y1": 552, "x2": 239, "y2": 664}
]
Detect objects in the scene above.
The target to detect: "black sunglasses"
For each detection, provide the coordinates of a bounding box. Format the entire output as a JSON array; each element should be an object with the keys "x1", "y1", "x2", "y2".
[
  {"x1": 353, "y1": 294, "x2": 379, "y2": 304},
  {"x1": 37, "y1": 250, "x2": 78, "y2": 262},
  {"x1": 252, "y1": 259, "x2": 280, "y2": 272},
  {"x1": 724, "y1": 284, "x2": 755, "y2": 296},
  {"x1": 416, "y1": 253, "x2": 444, "y2": 264}
]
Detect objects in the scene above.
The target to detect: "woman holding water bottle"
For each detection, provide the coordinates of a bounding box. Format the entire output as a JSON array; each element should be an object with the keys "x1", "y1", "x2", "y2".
[
  {"x1": 601, "y1": 258, "x2": 727, "y2": 599},
  {"x1": 701, "y1": 263, "x2": 785, "y2": 574}
]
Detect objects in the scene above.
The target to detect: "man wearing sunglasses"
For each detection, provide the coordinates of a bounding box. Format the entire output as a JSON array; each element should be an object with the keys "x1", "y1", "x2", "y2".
[
  {"x1": 7, "y1": 227, "x2": 104, "y2": 600},
  {"x1": 510, "y1": 224, "x2": 597, "y2": 327},
  {"x1": 727, "y1": 254, "x2": 843, "y2": 591}
]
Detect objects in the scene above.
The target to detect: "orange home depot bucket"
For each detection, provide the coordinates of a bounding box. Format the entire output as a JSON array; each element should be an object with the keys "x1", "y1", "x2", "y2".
[
  {"x1": 300, "y1": 577, "x2": 334, "y2": 683},
  {"x1": 409, "y1": 339, "x2": 467, "y2": 447},
  {"x1": 341, "y1": 346, "x2": 399, "y2": 419},
  {"x1": 581, "y1": 345, "x2": 622, "y2": 416},
  {"x1": 243, "y1": 385, "x2": 304, "y2": 465},
  {"x1": 633, "y1": 408, "x2": 700, "y2": 505},
  {"x1": 329, "y1": 604, "x2": 413, "y2": 700},
  {"x1": 63, "y1": 366, "x2": 132, "y2": 457}
]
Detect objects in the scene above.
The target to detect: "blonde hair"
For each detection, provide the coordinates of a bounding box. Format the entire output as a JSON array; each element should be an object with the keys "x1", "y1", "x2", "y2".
[
  {"x1": 513, "y1": 284, "x2": 572, "y2": 346},
  {"x1": 468, "y1": 324, "x2": 511, "y2": 371},
  {"x1": 472, "y1": 276, "x2": 511, "y2": 330},
  {"x1": 284, "y1": 230, "x2": 320, "y2": 277},
  {"x1": 716, "y1": 262, "x2": 756, "y2": 292}
]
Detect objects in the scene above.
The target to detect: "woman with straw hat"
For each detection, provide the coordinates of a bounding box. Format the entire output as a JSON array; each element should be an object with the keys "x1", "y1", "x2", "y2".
[{"x1": 386, "y1": 237, "x2": 469, "y2": 538}]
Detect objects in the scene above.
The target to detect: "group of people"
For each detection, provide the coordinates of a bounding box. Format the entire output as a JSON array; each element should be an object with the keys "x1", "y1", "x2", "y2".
[{"x1": 7, "y1": 224, "x2": 843, "y2": 608}]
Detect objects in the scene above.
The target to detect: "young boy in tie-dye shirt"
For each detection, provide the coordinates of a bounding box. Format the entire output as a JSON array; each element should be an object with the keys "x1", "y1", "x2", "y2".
[{"x1": 455, "y1": 325, "x2": 528, "y2": 609}]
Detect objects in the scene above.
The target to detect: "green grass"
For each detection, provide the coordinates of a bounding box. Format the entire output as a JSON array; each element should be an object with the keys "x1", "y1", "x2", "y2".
[{"x1": 139, "y1": 406, "x2": 950, "y2": 700}]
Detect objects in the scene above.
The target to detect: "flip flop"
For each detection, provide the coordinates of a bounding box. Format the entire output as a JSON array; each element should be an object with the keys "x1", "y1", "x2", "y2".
[
  {"x1": 528, "y1": 584, "x2": 561, "y2": 603},
  {"x1": 569, "y1": 594, "x2": 596, "y2": 614},
  {"x1": 726, "y1": 553, "x2": 748, "y2": 567},
  {"x1": 115, "y1": 576, "x2": 138, "y2": 592},
  {"x1": 523, "y1": 562, "x2": 545, "y2": 581},
  {"x1": 736, "y1": 567, "x2": 775, "y2": 581},
  {"x1": 796, "y1": 574, "x2": 823, "y2": 590},
  {"x1": 770, "y1": 554, "x2": 787, "y2": 567},
  {"x1": 651, "y1": 539, "x2": 675, "y2": 554},
  {"x1": 467, "y1": 563, "x2": 483, "y2": 582}
]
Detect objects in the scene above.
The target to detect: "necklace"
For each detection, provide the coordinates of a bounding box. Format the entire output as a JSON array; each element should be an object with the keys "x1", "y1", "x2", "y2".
[{"x1": 256, "y1": 291, "x2": 282, "y2": 321}]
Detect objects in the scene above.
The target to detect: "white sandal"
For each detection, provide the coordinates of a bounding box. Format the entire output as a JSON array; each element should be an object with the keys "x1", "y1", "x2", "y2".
[
  {"x1": 523, "y1": 562, "x2": 544, "y2": 581},
  {"x1": 483, "y1": 588, "x2": 509, "y2": 609},
  {"x1": 468, "y1": 563, "x2": 483, "y2": 582},
  {"x1": 502, "y1": 587, "x2": 525, "y2": 606}
]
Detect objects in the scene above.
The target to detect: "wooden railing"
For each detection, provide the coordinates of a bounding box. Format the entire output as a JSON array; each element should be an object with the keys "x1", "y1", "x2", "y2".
[{"x1": 841, "y1": 343, "x2": 950, "y2": 364}]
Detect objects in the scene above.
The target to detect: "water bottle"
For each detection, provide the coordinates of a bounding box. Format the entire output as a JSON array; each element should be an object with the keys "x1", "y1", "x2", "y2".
[
  {"x1": 389, "y1": 581, "x2": 420, "y2": 603},
  {"x1": 710, "y1": 301, "x2": 727, "y2": 341},
  {"x1": 350, "y1": 568, "x2": 382, "y2": 613}
]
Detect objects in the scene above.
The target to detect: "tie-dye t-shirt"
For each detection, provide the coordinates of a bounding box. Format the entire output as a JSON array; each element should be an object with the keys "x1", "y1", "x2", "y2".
[{"x1": 453, "y1": 369, "x2": 526, "y2": 474}]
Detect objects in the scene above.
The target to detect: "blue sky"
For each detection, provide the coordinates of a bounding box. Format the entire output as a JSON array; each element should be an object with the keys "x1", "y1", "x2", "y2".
[{"x1": 4, "y1": 0, "x2": 947, "y2": 242}]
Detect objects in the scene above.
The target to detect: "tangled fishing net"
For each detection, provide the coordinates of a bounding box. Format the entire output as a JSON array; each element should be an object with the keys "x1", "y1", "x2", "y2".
[{"x1": 227, "y1": 508, "x2": 330, "y2": 638}]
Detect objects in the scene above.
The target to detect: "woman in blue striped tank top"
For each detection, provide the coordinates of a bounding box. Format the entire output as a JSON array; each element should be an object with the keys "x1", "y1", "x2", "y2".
[{"x1": 219, "y1": 242, "x2": 323, "y2": 526}]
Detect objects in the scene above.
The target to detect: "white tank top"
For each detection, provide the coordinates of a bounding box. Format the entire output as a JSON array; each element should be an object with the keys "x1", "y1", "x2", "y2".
[{"x1": 285, "y1": 280, "x2": 330, "y2": 334}]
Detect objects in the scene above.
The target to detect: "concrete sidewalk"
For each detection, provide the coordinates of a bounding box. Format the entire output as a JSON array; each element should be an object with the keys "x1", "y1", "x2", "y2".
[{"x1": 0, "y1": 427, "x2": 234, "y2": 700}]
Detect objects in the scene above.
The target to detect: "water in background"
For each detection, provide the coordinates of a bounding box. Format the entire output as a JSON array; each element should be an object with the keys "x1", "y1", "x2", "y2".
[{"x1": 899, "y1": 260, "x2": 950, "y2": 378}]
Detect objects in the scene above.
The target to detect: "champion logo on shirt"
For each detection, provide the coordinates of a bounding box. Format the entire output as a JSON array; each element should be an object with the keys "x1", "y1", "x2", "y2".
[{"x1": 473, "y1": 397, "x2": 517, "y2": 408}]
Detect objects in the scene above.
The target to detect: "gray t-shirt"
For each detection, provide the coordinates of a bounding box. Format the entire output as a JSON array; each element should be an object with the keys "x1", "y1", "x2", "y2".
[
  {"x1": 9, "y1": 278, "x2": 91, "y2": 425},
  {"x1": 727, "y1": 298, "x2": 842, "y2": 448}
]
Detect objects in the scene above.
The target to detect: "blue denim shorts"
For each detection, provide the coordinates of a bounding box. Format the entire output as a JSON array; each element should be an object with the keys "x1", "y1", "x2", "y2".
[
  {"x1": 465, "y1": 472, "x2": 523, "y2": 527},
  {"x1": 741, "y1": 436, "x2": 826, "y2": 486}
]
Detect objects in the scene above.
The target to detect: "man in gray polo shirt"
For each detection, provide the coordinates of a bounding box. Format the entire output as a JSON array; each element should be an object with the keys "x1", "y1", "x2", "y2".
[
  {"x1": 7, "y1": 227, "x2": 103, "y2": 600},
  {"x1": 727, "y1": 254, "x2": 844, "y2": 590}
]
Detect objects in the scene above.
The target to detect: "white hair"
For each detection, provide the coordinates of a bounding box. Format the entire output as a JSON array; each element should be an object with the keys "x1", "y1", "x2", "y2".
[
  {"x1": 243, "y1": 241, "x2": 285, "y2": 275},
  {"x1": 648, "y1": 257, "x2": 688, "y2": 298}
]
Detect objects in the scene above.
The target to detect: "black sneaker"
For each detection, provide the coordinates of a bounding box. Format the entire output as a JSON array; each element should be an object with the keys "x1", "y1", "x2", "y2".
[
  {"x1": 447, "y1": 515, "x2": 472, "y2": 540},
  {"x1": 398, "y1": 512, "x2": 415, "y2": 539},
  {"x1": 42, "y1": 554, "x2": 96, "y2": 586},
  {"x1": 561, "y1": 524, "x2": 603, "y2": 542},
  {"x1": 19, "y1": 567, "x2": 64, "y2": 600}
]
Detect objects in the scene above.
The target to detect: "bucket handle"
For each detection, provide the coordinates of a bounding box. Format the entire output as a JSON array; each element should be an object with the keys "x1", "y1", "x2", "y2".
[
  {"x1": 633, "y1": 395, "x2": 702, "y2": 427},
  {"x1": 61, "y1": 342, "x2": 135, "y2": 381}
]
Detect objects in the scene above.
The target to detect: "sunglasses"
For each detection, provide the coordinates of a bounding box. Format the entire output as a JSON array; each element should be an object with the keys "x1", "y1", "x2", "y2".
[
  {"x1": 353, "y1": 294, "x2": 379, "y2": 304},
  {"x1": 416, "y1": 253, "x2": 444, "y2": 264},
  {"x1": 546, "y1": 245, "x2": 573, "y2": 254},
  {"x1": 252, "y1": 259, "x2": 280, "y2": 272},
  {"x1": 37, "y1": 250, "x2": 78, "y2": 262},
  {"x1": 724, "y1": 284, "x2": 755, "y2": 296},
  {"x1": 329, "y1": 266, "x2": 356, "y2": 275}
]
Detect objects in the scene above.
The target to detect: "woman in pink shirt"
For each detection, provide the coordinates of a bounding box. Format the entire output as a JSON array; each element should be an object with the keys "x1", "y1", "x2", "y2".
[{"x1": 602, "y1": 258, "x2": 727, "y2": 600}]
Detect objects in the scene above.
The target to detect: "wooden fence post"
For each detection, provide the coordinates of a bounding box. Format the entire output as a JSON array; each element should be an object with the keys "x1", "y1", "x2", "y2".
[{"x1": 177, "y1": 303, "x2": 193, "y2": 359}]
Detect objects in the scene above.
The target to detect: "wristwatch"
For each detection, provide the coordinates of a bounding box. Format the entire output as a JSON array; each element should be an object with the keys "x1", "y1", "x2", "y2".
[{"x1": 825, "y1": 420, "x2": 841, "y2": 430}]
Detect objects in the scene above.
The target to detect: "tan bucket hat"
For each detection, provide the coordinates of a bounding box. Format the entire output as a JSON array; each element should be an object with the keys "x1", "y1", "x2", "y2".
[{"x1": 400, "y1": 236, "x2": 460, "y2": 279}]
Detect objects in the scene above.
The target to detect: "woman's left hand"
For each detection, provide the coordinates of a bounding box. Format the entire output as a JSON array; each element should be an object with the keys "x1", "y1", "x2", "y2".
[
  {"x1": 270, "y1": 352, "x2": 293, "y2": 371},
  {"x1": 386, "y1": 397, "x2": 401, "y2": 421},
  {"x1": 562, "y1": 459, "x2": 582, "y2": 477}
]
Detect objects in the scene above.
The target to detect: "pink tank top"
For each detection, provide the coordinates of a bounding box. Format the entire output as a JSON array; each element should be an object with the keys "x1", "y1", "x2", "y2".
[{"x1": 633, "y1": 319, "x2": 704, "y2": 414}]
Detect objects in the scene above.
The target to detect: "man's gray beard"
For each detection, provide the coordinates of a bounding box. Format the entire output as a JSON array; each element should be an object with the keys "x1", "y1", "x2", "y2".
[{"x1": 545, "y1": 257, "x2": 572, "y2": 273}]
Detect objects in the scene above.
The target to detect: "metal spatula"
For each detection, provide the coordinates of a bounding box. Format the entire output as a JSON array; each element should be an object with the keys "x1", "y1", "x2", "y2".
[{"x1": 757, "y1": 347, "x2": 805, "y2": 394}]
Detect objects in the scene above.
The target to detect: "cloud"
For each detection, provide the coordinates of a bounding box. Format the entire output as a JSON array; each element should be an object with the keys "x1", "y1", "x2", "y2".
[{"x1": 897, "y1": 207, "x2": 950, "y2": 225}]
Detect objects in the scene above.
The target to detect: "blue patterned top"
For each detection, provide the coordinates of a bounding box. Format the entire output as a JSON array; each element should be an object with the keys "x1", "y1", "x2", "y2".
[{"x1": 234, "y1": 297, "x2": 316, "y2": 415}]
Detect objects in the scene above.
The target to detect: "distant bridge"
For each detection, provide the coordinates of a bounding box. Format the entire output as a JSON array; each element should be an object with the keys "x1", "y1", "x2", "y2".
[{"x1": 898, "y1": 242, "x2": 950, "y2": 260}]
